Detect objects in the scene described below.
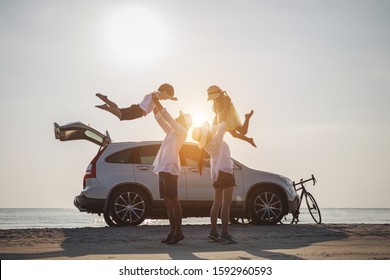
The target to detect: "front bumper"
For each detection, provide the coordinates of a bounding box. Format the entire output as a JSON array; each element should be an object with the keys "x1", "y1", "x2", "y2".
[
  {"x1": 288, "y1": 194, "x2": 301, "y2": 213},
  {"x1": 74, "y1": 194, "x2": 105, "y2": 214}
]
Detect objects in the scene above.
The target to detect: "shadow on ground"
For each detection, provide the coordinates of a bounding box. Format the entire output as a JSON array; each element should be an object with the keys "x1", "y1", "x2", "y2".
[{"x1": 0, "y1": 224, "x2": 349, "y2": 260}]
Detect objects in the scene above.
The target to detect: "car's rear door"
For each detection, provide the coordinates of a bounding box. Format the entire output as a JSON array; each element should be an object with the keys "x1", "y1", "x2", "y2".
[
  {"x1": 180, "y1": 144, "x2": 244, "y2": 201},
  {"x1": 132, "y1": 144, "x2": 187, "y2": 201},
  {"x1": 180, "y1": 144, "x2": 213, "y2": 200},
  {"x1": 54, "y1": 122, "x2": 111, "y2": 147}
]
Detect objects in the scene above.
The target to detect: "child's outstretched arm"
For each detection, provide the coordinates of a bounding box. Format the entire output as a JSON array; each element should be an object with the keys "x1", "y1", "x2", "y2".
[{"x1": 152, "y1": 94, "x2": 164, "y2": 111}]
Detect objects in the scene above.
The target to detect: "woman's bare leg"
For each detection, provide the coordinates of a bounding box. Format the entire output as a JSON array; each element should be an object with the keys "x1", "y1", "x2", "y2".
[
  {"x1": 210, "y1": 188, "x2": 223, "y2": 234},
  {"x1": 221, "y1": 186, "x2": 234, "y2": 236}
]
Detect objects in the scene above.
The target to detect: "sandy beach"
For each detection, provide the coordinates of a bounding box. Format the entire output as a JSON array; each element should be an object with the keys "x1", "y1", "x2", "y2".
[{"x1": 0, "y1": 224, "x2": 389, "y2": 260}]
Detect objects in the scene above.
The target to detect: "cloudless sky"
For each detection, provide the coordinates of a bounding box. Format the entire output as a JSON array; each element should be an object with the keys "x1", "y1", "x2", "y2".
[{"x1": 0, "y1": 0, "x2": 389, "y2": 209}]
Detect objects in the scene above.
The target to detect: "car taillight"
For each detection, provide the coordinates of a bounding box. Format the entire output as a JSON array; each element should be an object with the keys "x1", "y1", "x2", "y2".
[
  {"x1": 83, "y1": 147, "x2": 106, "y2": 188},
  {"x1": 84, "y1": 163, "x2": 96, "y2": 179}
]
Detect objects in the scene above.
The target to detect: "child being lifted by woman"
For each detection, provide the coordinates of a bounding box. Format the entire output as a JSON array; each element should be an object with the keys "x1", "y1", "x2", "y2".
[{"x1": 207, "y1": 85, "x2": 256, "y2": 147}]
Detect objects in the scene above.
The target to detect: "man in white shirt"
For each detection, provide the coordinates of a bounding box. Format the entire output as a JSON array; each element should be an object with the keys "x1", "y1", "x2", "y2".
[{"x1": 152, "y1": 95, "x2": 192, "y2": 245}]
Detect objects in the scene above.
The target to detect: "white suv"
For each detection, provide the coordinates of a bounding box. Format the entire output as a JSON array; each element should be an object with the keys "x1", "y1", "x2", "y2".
[{"x1": 54, "y1": 121, "x2": 299, "y2": 226}]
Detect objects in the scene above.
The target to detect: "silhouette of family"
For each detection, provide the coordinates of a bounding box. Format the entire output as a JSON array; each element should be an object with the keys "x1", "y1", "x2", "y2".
[{"x1": 95, "y1": 83, "x2": 256, "y2": 245}]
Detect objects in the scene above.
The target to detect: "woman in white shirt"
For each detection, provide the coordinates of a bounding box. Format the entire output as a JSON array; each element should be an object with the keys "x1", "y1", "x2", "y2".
[{"x1": 192, "y1": 119, "x2": 238, "y2": 244}]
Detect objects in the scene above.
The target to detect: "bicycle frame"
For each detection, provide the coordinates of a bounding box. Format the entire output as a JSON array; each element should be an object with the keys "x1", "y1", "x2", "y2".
[
  {"x1": 289, "y1": 174, "x2": 321, "y2": 224},
  {"x1": 293, "y1": 174, "x2": 317, "y2": 190}
]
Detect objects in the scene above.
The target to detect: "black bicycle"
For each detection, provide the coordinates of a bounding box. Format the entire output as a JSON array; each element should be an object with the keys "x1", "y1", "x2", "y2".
[{"x1": 284, "y1": 175, "x2": 322, "y2": 224}]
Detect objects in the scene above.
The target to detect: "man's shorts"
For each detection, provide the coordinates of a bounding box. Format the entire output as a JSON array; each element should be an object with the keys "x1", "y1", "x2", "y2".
[
  {"x1": 213, "y1": 171, "x2": 236, "y2": 189},
  {"x1": 120, "y1": 104, "x2": 145, "y2": 120},
  {"x1": 159, "y1": 172, "x2": 178, "y2": 199}
]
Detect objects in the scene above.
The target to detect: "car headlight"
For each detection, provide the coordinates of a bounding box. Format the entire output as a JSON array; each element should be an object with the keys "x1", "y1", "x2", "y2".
[{"x1": 281, "y1": 176, "x2": 296, "y2": 195}]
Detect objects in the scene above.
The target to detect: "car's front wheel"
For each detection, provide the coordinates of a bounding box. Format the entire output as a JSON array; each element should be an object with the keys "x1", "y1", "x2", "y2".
[
  {"x1": 108, "y1": 187, "x2": 150, "y2": 226},
  {"x1": 248, "y1": 187, "x2": 286, "y2": 225}
]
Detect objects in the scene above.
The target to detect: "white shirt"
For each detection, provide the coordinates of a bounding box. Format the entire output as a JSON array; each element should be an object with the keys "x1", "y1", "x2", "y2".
[
  {"x1": 204, "y1": 122, "x2": 234, "y2": 182},
  {"x1": 138, "y1": 93, "x2": 155, "y2": 115},
  {"x1": 153, "y1": 108, "x2": 187, "y2": 176}
]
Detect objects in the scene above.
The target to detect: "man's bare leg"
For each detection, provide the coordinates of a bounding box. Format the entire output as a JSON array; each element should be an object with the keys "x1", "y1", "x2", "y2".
[
  {"x1": 166, "y1": 197, "x2": 184, "y2": 245},
  {"x1": 161, "y1": 199, "x2": 175, "y2": 243}
]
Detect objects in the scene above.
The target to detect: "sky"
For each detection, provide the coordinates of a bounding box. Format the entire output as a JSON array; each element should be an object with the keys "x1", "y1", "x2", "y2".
[{"x1": 0, "y1": 0, "x2": 389, "y2": 209}]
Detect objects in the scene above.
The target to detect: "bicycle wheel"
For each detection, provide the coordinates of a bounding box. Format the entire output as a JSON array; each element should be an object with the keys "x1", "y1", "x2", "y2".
[
  {"x1": 290, "y1": 210, "x2": 300, "y2": 224},
  {"x1": 305, "y1": 192, "x2": 321, "y2": 224},
  {"x1": 279, "y1": 213, "x2": 295, "y2": 224}
]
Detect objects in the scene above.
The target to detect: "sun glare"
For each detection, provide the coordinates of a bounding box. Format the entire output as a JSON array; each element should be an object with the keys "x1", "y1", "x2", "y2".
[
  {"x1": 191, "y1": 113, "x2": 208, "y2": 127},
  {"x1": 105, "y1": 6, "x2": 166, "y2": 62}
]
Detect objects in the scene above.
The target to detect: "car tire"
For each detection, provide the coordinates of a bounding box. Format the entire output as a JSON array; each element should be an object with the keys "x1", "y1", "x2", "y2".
[
  {"x1": 248, "y1": 187, "x2": 286, "y2": 225},
  {"x1": 108, "y1": 187, "x2": 150, "y2": 226},
  {"x1": 103, "y1": 208, "x2": 118, "y2": 227}
]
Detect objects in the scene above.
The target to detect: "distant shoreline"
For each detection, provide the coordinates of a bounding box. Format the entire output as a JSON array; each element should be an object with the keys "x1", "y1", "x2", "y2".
[
  {"x1": 1, "y1": 208, "x2": 389, "y2": 230},
  {"x1": 1, "y1": 224, "x2": 389, "y2": 260}
]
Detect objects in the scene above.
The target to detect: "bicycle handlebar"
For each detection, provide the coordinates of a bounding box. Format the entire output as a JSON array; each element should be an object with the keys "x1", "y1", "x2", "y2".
[{"x1": 293, "y1": 174, "x2": 317, "y2": 187}]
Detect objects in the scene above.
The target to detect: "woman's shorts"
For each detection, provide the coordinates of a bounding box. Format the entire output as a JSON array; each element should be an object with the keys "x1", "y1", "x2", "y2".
[
  {"x1": 159, "y1": 172, "x2": 178, "y2": 199},
  {"x1": 120, "y1": 104, "x2": 145, "y2": 120},
  {"x1": 213, "y1": 171, "x2": 236, "y2": 189}
]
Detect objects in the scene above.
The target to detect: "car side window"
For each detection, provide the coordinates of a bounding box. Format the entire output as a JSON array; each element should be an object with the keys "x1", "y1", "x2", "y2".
[
  {"x1": 106, "y1": 149, "x2": 133, "y2": 164},
  {"x1": 138, "y1": 145, "x2": 160, "y2": 165},
  {"x1": 180, "y1": 144, "x2": 210, "y2": 168},
  {"x1": 105, "y1": 145, "x2": 161, "y2": 164}
]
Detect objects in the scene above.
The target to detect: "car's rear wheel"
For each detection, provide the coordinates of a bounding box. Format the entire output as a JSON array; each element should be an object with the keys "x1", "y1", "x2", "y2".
[
  {"x1": 108, "y1": 187, "x2": 150, "y2": 226},
  {"x1": 103, "y1": 208, "x2": 118, "y2": 227},
  {"x1": 248, "y1": 187, "x2": 286, "y2": 225}
]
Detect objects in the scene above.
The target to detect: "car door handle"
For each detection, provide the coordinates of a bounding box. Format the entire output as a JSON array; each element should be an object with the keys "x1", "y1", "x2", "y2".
[
  {"x1": 188, "y1": 167, "x2": 199, "y2": 172},
  {"x1": 136, "y1": 166, "x2": 151, "y2": 171}
]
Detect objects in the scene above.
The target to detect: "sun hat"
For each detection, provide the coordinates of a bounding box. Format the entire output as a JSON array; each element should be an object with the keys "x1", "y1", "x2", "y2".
[
  {"x1": 192, "y1": 121, "x2": 210, "y2": 149},
  {"x1": 179, "y1": 111, "x2": 193, "y2": 130},
  {"x1": 207, "y1": 85, "x2": 223, "y2": 101},
  {"x1": 158, "y1": 83, "x2": 174, "y2": 97}
]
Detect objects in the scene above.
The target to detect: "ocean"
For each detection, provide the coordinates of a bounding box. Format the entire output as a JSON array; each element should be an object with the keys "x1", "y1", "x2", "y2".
[{"x1": 0, "y1": 208, "x2": 389, "y2": 230}]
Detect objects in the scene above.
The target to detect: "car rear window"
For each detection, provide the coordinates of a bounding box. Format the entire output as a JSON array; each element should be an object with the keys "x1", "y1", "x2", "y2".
[
  {"x1": 138, "y1": 145, "x2": 160, "y2": 165},
  {"x1": 105, "y1": 149, "x2": 133, "y2": 163},
  {"x1": 105, "y1": 145, "x2": 161, "y2": 164}
]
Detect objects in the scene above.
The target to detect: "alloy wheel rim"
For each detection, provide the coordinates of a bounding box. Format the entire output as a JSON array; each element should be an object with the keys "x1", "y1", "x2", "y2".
[
  {"x1": 114, "y1": 192, "x2": 146, "y2": 223},
  {"x1": 254, "y1": 192, "x2": 283, "y2": 221}
]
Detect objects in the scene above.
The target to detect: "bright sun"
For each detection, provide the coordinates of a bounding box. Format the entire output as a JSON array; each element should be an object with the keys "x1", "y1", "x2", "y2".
[
  {"x1": 191, "y1": 112, "x2": 209, "y2": 127},
  {"x1": 105, "y1": 6, "x2": 166, "y2": 62}
]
